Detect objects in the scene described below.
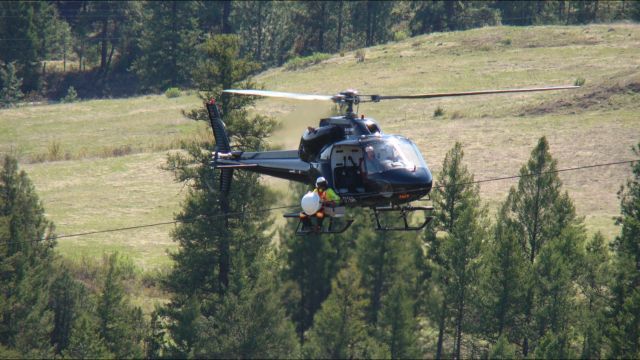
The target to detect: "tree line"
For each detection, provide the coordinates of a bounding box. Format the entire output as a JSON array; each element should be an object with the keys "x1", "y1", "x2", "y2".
[
  {"x1": 2, "y1": 34, "x2": 640, "y2": 358},
  {"x1": 2, "y1": 124, "x2": 639, "y2": 359},
  {"x1": 1, "y1": 0, "x2": 639, "y2": 104}
]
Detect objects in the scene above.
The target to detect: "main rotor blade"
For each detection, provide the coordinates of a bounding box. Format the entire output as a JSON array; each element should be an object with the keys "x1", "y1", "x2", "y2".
[
  {"x1": 370, "y1": 85, "x2": 580, "y2": 101},
  {"x1": 223, "y1": 89, "x2": 335, "y2": 101}
]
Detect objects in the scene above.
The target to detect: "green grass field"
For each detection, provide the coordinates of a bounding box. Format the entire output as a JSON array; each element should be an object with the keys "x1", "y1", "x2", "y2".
[{"x1": 2, "y1": 24, "x2": 639, "y2": 272}]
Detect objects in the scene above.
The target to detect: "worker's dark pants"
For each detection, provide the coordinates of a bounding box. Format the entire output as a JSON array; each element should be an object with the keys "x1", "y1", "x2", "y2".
[{"x1": 301, "y1": 210, "x2": 325, "y2": 230}]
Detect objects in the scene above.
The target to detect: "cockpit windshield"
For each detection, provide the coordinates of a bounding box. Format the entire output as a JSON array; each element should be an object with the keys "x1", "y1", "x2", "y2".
[{"x1": 363, "y1": 137, "x2": 427, "y2": 174}]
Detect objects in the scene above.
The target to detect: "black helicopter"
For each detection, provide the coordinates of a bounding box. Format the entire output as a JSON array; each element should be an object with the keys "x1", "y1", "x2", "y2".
[{"x1": 205, "y1": 85, "x2": 577, "y2": 235}]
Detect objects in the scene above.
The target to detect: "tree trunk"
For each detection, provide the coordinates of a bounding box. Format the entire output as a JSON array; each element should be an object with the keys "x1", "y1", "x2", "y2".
[
  {"x1": 256, "y1": 1, "x2": 263, "y2": 62},
  {"x1": 318, "y1": 1, "x2": 326, "y2": 53},
  {"x1": 100, "y1": 18, "x2": 108, "y2": 72},
  {"x1": 454, "y1": 286, "x2": 466, "y2": 359},
  {"x1": 371, "y1": 237, "x2": 387, "y2": 325},
  {"x1": 337, "y1": 1, "x2": 343, "y2": 51},
  {"x1": 436, "y1": 291, "x2": 448, "y2": 359},
  {"x1": 222, "y1": 0, "x2": 232, "y2": 34},
  {"x1": 171, "y1": 1, "x2": 178, "y2": 86}
]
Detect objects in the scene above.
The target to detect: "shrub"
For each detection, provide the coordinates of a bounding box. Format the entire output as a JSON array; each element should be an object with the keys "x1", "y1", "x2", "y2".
[
  {"x1": 284, "y1": 53, "x2": 331, "y2": 71},
  {"x1": 574, "y1": 77, "x2": 586, "y2": 86},
  {"x1": 393, "y1": 30, "x2": 409, "y2": 42},
  {"x1": 433, "y1": 106, "x2": 444, "y2": 117},
  {"x1": 499, "y1": 38, "x2": 512, "y2": 46},
  {"x1": 0, "y1": 61, "x2": 24, "y2": 108},
  {"x1": 61, "y1": 86, "x2": 78, "y2": 103},
  {"x1": 47, "y1": 141, "x2": 63, "y2": 161},
  {"x1": 164, "y1": 87, "x2": 181, "y2": 98}
]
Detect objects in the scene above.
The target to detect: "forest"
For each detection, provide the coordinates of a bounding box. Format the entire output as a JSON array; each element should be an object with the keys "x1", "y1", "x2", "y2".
[
  {"x1": 1, "y1": 0, "x2": 639, "y2": 103},
  {"x1": 1, "y1": 1, "x2": 640, "y2": 359}
]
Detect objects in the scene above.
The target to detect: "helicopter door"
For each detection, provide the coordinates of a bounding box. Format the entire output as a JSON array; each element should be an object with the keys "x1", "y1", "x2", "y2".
[{"x1": 331, "y1": 146, "x2": 365, "y2": 194}]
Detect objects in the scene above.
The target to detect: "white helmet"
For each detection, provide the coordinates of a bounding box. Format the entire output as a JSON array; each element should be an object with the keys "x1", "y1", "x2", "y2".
[{"x1": 316, "y1": 176, "x2": 327, "y2": 187}]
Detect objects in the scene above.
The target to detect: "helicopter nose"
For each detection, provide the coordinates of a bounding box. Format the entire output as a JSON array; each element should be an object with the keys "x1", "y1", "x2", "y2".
[{"x1": 383, "y1": 167, "x2": 433, "y2": 195}]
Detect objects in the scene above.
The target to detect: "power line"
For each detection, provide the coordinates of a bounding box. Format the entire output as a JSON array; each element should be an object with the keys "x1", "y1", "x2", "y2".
[{"x1": 0, "y1": 158, "x2": 637, "y2": 248}]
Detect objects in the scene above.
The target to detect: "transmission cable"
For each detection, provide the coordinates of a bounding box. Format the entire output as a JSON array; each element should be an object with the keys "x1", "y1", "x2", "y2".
[{"x1": 0, "y1": 158, "x2": 637, "y2": 247}]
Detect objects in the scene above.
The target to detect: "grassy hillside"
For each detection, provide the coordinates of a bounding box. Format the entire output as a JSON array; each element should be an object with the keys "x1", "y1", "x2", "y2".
[{"x1": 1, "y1": 24, "x2": 639, "y2": 271}]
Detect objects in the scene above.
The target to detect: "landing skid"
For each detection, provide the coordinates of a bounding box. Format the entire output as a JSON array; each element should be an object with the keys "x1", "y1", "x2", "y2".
[
  {"x1": 372, "y1": 204, "x2": 434, "y2": 231},
  {"x1": 283, "y1": 213, "x2": 354, "y2": 236}
]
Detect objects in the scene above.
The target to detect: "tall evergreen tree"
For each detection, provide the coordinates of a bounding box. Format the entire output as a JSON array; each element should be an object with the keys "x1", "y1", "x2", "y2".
[
  {"x1": 500, "y1": 136, "x2": 579, "y2": 356},
  {"x1": 303, "y1": 263, "x2": 386, "y2": 358},
  {"x1": 607, "y1": 144, "x2": 640, "y2": 358},
  {"x1": 423, "y1": 142, "x2": 481, "y2": 359},
  {"x1": 132, "y1": 1, "x2": 201, "y2": 91},
  {"x1": 96, "y1": 253, "x2": 145, "y2": 358},
  {"x1": 192, "y1": 254, "x2": 299, "y2": 358},
  {"x1": 478, "y1": 203, "x2": 527, "y2": 345},
  {"x1": 378, "y1": 280, "x2": 420, "y2": 359},
  {"x1": 62, "y1": 311, "x2": 112, "y2": 359},
  {"x1": 578, "y1": 232, "x2": 610, "y2": 358},
  {"x1": 279, "y1": 184, "x2": 362, "y2": 341},
  {"x1": 0, "y1": 156, "x2": 56, "y2": 354},
  {"x1": 0, "y1": 61, "x2": 24, "y2": 108},
  {"x1": 161, "y1": 33, "x2": 279, "y2": 357}
]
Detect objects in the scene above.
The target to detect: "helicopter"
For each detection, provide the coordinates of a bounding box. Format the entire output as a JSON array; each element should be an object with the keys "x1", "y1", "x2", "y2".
[{"x1": 205, "y1": 85, "x2": 578, "y2": 235}]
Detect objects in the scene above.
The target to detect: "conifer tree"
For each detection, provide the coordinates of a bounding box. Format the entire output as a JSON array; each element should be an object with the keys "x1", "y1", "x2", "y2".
[
  {"x1": 479, "y1": 203, "x2": 527, "y2": 344},
  {"x1": 192, "y1": 254, "x2": 299, "y2": 358},
  {"x1": 132, "y1": 1, "x2": 201, "y2": 91},
  {"x1": 579, "y1": 232, "x2": 610, "y2": 358},
  {"x1": 96, "y1": 253, "x2": 145, "y2": 358},
  {"x1": 49, "y1": 267, "x2": 82, "y2": 354},
  {"x1": 500, "y1": 137, "x2": 579, "y2": 356},
  {"x1": 488, "y1": 335, "x2": 517, "y2": 359},
  {"x1": 279, "y1": 184, "x2": 361, "y2": 341},
  {"x1": 355, "y1": 227, "x2": 416, "y2": 326},
  {"x1": 423, "y1": 142, "x2": 482, "y2": 359},
  {"x1": 303, "y1": 263, "x2": 386, "y2": 358},
  {"x1": 532, "y1": 225, "x2": 585, "y2": 359},
  {"x1": 161, "y1": 34, "x2": 280, "y2": 356},
  {"x1": 378, "y1": 280, "x2": 419, "y2": 359},
  {"x1": 0, "y1": 156, "x2": 55, "y2": 354},
  {"x1": 607, "y1": 144, "x2": 640, "y2": 358},
  {"x1": 0, "y1": 62, "x2": 24, "y2": 108},
  {"x1": 63, "y1": 311, "x2": 112, "y2": 359}
]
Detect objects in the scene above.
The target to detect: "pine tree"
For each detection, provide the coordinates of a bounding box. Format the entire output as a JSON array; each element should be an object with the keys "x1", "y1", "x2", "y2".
[
  {"x1": 500, "y1": 137, "x2": 579, "y2": 356},
  {"x1": 132, "y1": 1, "x2": 201, "y2": 91},
  {"x1": 96, "y1": 253, "x2": 144, "y2": 358},
  {"x1": 355, "y1": 226, "x2": 415, "y2": 326},
  {"x1": 446, "y1": 203, "x2": 486, "y2": 359},
  {"x1": 532, "y1": 225, "x2": 585, "y2": 359},
  {"x1": 478, "y1": 203, "x2": 527, "y2": 344},
  {"x1": 423, "y1": 142, "x2": 482, "y2": 359},
  {"x1": 579, "y1": 232, "x2": 610, "y2": 358},
  {"x1": 0, "y1": 156, "x2": 56, "y2": 354},
  {"x1": 62, "y1": 311, "x2": 112, "y2": 359},
  {"x1": 488, "y1": 335, "x2": 517, "y2": 359},
  {"x1": 607, "y1": 143, "x2": 640, "y2": 358},
  {"x1": 303, "y1": 263, "x2": 386, "y2": 358},
  {"x1": 49, "y1": 267, "x2": 81, "y2": 354},
  {"x1": 0, "y1": 61, "x2": 24, "y2": 108},
  {"x1": 279, "y1": 184, "x2": 361, "y2": 341},
  {"x1": 160, "y1": 33, "x2": 280, "y2": 356},
  {"x1": 378, "y1": 280, "x2": 419, "y2": 359},
  {"x1": 192, "y1": 254, "x2": 299, "y2": 358}
]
